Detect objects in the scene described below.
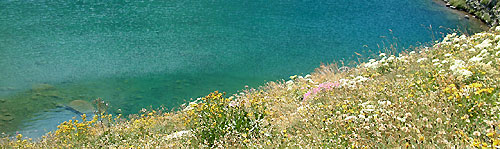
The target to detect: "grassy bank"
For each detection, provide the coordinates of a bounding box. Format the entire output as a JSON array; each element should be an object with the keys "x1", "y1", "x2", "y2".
[{"x1": 2, "y1": 28, "x2": 500, "y2": 148}]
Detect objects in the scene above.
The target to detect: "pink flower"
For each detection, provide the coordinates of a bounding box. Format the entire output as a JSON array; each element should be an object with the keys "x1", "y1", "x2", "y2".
[
  {"x1": 303, "y1": 81, "x2": 340, "y2": 101},
  {"x1": 303, "y1": 92, "x2": 312, "y2": 100}
]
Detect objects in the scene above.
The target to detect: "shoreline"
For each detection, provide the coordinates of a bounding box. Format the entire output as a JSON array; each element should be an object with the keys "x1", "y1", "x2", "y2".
[
  {"x1": 436, "y1": 0, "x2": 500, "y2": 27},
  {"x1": 432, "y1": 0, "x2": 490, "y2": 30}
]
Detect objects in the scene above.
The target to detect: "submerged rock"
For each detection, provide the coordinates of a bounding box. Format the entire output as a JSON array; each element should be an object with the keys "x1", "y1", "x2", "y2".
[
  {"x1": 0, "y1": 113, "x2": 14, "y2": 121},
  {"x1": 68, "y1": 100, "x2": 95, "y2": 114},
  {"x1": 32, "y1": 84, "x2": 55, "y2": 92},
  {"x1": 0, "y1": 87, "x2": 15, "y2": 91}
]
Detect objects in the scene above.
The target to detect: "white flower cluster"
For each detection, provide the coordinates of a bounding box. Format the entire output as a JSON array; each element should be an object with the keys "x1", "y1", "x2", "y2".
[
  {"x1": 166, "y1": 130, "x2": 191, "y2": 140},
  {"x1": 433, "y1": 30, "x2": 500, "y2": 79},
  {"x1": 363, "y1": 53, "x2": 400, "y2": 69},
  {"x1": 338, "y1": 76, "x2": 370, "y2": 89},
  {"x1": 364, "y1": 59, "x2": 380, "y2": 69},
  {"x1": 182, "y1": 101, "x2": 200, "y2": 111},
  {"x1": 450, "y1": 60, "x2": 472, "y2": 78},
  {"x1": 474, "y1": 39, "x2": 493, "y2": 49}
]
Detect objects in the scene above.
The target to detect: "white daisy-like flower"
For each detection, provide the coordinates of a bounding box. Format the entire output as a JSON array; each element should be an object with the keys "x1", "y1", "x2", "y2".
[
  {"x1": 344, "y1": 116, "x2": 357, "y2": 121},
  {"x1": 450, "y1": 60, "x2": 473, "y2": 78},
  {"x1": 386, "y1": 56, "x2": 395, "y2": 62},
  {"x1": 378, "y1": 100, "x2": 392, "y2": 106},
  {"x1": 469, "y1": 56, "x2": 483, "y2": 63},
  {"x1": 416, "y1": 58, "x2": 427, "y2": 63},
  {"x1": 364, "y1": 61, "x2": 379, "y2": 69},
  {"x1": 166, "y1": 130, "x2": 191, "y2": 140},
  {"x1": 475, "y1": 39, "x2": 492, "y2": 49}
]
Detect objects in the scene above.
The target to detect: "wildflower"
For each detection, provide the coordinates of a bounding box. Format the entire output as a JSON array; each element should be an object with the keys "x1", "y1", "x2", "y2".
[
  {"x1": 354, "y1": 76, "x2": 369, "y2": 82},
  {"x1": 378, "y1": 100, "x2": 392, "y2": 106},
  {"x1": 387, "y1": 55, "x2": 395, "y2": 62},
  {"x1": 487, "y1": 131, "x2": 496, "y2": 137},
  {"x1": 450, "y1": 60, "x2": 473, "y2": 78},
  {"x1": 397, "y1": 117, "x2": 406, "y2": 122},
  {"x1": 404, "y1": 113, "x2": 412, "y2": 118},
  {"x1": 475, "y1": 39, "x2": 492, "y2": 49},
  {"x1": 417, "y1": 58, "x2": 427, "y2": 63},
  {"x1": 166, "y1": 130, "x2": 191, "y2": 140},
  {"x1": 364, "y1": 59, "x2": 379, "y2": 69},
  {"x1": 469, "y1": 56, "x2": 483, "y2": 63},
  {"x1": 473, "y1": 131, "x2": 481, "y2": 136},
  {"x1": 419, "y1": 135, "x2": 425, "y2": 141},
  {"x1": 444, "y1": 53, "x2": 452, "y2": 57},
  {"x1": 344, "y1": 116, "x2": 357, "y2": 121},
  {"x1": 378, "y1": 125, "x2": 386, "y2": 131},
  {"x1": 379, "y1": 53, "x2": 386, "y2": 57},
  {"x1": 303, "y1": 92, "x2": 312, "y2": 100},
  {"x1": 401, "y1": 127, "x2": 409, "y2": 132}
]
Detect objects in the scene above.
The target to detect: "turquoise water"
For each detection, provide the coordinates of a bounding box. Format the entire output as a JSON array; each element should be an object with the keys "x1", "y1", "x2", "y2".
[{"x1": 0, "y1": 0, "x2": 487, "y2": 137}]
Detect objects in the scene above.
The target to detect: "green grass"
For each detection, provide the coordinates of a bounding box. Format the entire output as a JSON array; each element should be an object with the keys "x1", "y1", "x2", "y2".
[
  {"x1": 450, "y1": 0, "x2": 468, "y2": 10},
  {"x1": 3, "y1": 28, "x2": 500, "y2": 148}
]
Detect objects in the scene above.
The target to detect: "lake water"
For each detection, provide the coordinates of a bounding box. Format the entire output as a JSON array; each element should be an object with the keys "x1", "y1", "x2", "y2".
[{"x1": 0, "y1": 0, "x2": 487, "y2": 138}]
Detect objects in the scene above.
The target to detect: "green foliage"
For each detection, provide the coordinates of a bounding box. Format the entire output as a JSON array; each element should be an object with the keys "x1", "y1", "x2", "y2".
[
  {"x1": 481, "y1": 0, "x2": 491, "y2": 6},
  {"x1": 450, "y1": 0, "x2": 468, "y2": 10},
  {"x1": 183, "y1": 91, "x2": 268, "y2": 147}
]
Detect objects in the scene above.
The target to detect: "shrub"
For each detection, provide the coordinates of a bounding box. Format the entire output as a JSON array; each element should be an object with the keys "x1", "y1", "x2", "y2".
[{"x1": 183, "y1": 91, "x2": 268, "y2": 147}]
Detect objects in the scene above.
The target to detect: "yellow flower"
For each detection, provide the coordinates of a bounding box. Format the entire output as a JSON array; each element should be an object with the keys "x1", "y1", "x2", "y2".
[
  {"x1": 16, "y1": 134, "x2": 23, "y2": 140},
  {"x1": 81, "y1": 114, "x2": 86, "y2": 120},
  {"x1": 468, "y1": 83, "x2": 482, "y2": 88},
  {"x1": 419, "y1": 135, "x2": 425, "y2": 141},
  {"x1": 493, "y1": 139, "x2": 500, "y2": 146},
  {"x1": 487, "y1": 131, "x2": 496, "y2": 137}
]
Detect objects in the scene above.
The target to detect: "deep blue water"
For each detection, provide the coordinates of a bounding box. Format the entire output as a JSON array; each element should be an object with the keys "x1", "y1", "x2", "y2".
[{"x1": 0, "y1": 0, "x2": 487, "y2": 138}]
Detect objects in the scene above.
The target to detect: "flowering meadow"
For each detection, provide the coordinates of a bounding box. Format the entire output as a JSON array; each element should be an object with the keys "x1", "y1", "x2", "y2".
[{"x1": 3, "y1": 28, "x2": 500, "y2": 148}]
